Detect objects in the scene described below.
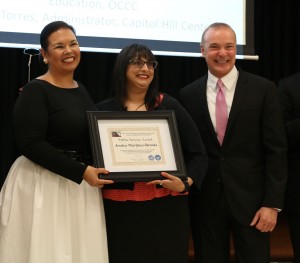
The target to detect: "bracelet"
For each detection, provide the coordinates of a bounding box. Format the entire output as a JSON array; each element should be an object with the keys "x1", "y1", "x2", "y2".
[{"x1": 180, "y1": 180, "x2": 190, "y2": 193}]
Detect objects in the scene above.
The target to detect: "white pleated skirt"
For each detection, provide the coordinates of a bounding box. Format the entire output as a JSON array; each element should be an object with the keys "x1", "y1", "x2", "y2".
[{"x1": 0, "y1": 156, "x2": 108, "y2": 263}]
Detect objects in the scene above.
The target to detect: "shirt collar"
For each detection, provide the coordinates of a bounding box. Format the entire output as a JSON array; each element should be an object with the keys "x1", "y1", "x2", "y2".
[{"x1": 207, "y1": 66, "x2": 238, "y2": 91}]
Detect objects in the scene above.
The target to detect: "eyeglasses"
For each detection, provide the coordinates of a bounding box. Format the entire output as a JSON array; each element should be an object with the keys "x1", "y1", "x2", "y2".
[{"x1": 128, "y1": 59, "x2": 158, "y2": 69}]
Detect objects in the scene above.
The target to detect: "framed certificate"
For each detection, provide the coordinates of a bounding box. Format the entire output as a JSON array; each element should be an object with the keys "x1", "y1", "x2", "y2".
[{"x1": 86, "y1": 110, "x2": 187, "y2": 182}]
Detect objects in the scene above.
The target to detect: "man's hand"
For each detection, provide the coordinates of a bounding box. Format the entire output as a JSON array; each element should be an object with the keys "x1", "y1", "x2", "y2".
[{"x1": 250, "y1": 207, "x2": 278, "y2": 232}]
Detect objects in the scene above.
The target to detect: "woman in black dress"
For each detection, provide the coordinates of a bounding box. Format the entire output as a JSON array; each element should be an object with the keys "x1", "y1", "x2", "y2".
[
  {"x1": 0, "y1": 21, "x2": 112, "y2": 263},
  {"x1": 97, "y1": 43, "x2": 207, "y2": 263}
]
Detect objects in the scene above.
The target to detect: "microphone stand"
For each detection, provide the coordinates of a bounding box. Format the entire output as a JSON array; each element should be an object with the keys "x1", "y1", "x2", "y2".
[{"x1": 23, "y1": 48, "x2": 40, "y2": 82}]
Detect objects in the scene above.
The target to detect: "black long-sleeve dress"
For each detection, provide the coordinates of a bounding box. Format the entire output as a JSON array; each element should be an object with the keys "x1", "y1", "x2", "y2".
[
  {"x1": 97, "y1": 93, "x2": 207, "y2": 263},
  {"x1": 0, "y1": 79, "x2": 109, "y2": 263}
]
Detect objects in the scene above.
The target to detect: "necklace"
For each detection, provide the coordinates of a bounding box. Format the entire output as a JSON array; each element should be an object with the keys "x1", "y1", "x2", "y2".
[{"x1": 135, "y1": 103, "x2": 145, "y2": 111}]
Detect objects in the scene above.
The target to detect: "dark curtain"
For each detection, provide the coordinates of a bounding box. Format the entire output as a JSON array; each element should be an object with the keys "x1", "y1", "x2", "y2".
[{"x1": 1, "y1": 0, "x2": 300, "y2": 187}]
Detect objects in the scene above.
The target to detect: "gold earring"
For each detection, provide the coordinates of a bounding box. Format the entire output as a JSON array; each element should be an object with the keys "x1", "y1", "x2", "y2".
[{"x1": 43, "y1": 58, "x2": 48, "y2": 64}]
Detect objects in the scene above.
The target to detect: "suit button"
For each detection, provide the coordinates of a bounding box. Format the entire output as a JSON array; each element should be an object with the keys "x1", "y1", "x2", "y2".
[
  {"x1": 220, "y1": 157, "x2": 225, "y2": 161},
  {"x1": 217, "y1": 179, "x2": 221, "y2": 183}
]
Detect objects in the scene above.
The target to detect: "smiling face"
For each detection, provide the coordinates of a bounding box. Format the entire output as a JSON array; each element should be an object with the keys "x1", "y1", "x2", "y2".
[
  {"x1": 201, "y1": 26, "x2": 236, "y2": 78},
  {"x1": 41, "y1": 28, "x2": 80, "y2": 75},
  {"x1": 126, "y1": 57, "x2": 155, "y2": 94}
]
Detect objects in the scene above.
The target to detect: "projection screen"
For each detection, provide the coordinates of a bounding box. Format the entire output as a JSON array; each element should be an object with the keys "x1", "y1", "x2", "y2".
[{"x1": 0, "y1": 0, "x2": 256, "y2": 59}]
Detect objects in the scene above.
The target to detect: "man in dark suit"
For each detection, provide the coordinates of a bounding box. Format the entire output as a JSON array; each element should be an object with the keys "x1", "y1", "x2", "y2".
[
  {"x1": 279, "y1": 72, "x2": 300, "y2": 263},
  {"x1": 179, "y1": 22, "x2": 287, "y2": 263}
]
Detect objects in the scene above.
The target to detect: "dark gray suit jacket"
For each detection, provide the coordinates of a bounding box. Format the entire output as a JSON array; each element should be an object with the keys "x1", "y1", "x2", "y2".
[
  {"x1": 279, "y1": 72, "x2": 300, "y2": 215},
  {"x1": 179, "y1": 69, "x2": 287, "y2": 225}
]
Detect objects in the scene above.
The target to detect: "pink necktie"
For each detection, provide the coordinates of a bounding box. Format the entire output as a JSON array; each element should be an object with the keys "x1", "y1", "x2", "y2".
[{"x1": 215, "y1": 79, "x2": 228, "y2": 145}]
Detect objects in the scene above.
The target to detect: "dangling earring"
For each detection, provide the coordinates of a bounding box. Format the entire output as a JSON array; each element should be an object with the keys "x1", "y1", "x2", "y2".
[{"x1": 43, "y1": 58, "x2": 48, "y2": 64}]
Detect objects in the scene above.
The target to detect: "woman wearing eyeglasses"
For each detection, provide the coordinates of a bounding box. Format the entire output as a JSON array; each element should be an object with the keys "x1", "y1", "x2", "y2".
[{"x1": 96, "y1": 43, "x2": 207, "y2": 263}]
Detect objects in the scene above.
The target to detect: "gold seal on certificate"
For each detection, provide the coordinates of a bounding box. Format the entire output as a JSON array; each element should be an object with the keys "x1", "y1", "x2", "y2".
[{"x1": 87, "y1": 111, "x2": 186, "y2": 182}]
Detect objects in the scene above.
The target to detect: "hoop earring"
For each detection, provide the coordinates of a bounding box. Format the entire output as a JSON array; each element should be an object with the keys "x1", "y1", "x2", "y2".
[{"x1": 43, "y1": 58, "x2": 48, "y2": 64}]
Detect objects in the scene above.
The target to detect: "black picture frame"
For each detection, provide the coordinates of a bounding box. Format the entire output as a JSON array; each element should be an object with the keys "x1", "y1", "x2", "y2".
[{"x1": 86, "y1": 110, "x2": 187, "y2": 182}]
